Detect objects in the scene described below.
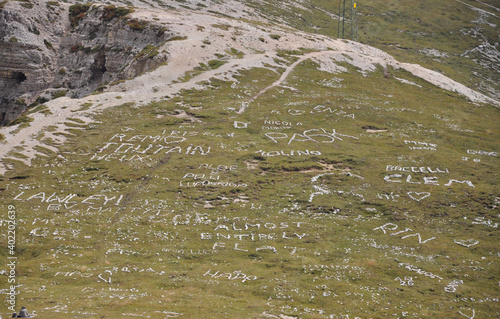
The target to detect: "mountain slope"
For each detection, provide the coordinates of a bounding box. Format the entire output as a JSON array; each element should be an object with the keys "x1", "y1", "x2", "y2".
[{"x1": 0, "y1": 1, "x2": 498, "y2": 318}]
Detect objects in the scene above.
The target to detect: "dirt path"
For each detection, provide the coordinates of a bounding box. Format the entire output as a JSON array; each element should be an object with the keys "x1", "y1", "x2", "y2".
[
  {"x1": 1, "y1": 7, "x2": 498, "y2": 175},
  {"x1": 238, "y1": 54, "x2": 309, "y2": 113}
]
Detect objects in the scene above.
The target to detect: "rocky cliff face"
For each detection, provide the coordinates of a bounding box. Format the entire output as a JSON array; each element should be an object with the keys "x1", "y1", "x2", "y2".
[{"x1": 0, "y1": 0, "x2": 170, "y2": 125}]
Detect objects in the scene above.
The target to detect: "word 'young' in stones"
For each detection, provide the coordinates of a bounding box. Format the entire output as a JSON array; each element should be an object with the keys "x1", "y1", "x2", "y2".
[
  {"x1": 404, "y1": 140, "x2": 437, "y2": 151},
  {"x1": 265, "y1": 128, "x2": 358, "y2": 144},
  {"x1": 373, "y1": 223, "x2": 436, "y2": 244}
]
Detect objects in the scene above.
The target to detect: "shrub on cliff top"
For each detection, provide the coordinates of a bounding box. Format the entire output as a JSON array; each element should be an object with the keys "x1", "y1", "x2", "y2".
[
  {"x1": 69, "y1": 3, "x2": 91, "y2": 27},
  {"x1": 127, "y1": 18, "x2": 149, "y2": 31},
  {"x1": 0, "y1": 1, "x2": 8, "y2": 11},
  {"x1": 102, "y1": 5, "x2": 133, "y2": 21}
]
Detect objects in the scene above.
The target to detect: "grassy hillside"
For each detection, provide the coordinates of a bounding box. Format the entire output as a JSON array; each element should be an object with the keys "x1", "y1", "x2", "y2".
[
  {"x1": 0, "y1": 0, "x2": 499, "y2": 318},
  {"x1": 241, "y1": 0, "x2": 500, "y2": 100}
]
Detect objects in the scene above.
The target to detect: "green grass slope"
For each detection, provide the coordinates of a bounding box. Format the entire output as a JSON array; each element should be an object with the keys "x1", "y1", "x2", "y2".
[
  {"x1": 0, "y1": 1, "x2": 499, "y2": 319},
  {"x1": 243, "y1": 0, "x2": 500, "y2": 101}
]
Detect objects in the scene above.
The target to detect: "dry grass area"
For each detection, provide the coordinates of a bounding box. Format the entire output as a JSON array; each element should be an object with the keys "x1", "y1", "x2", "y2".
[{"x1": 0, "y1": 1, "x2": 498, "y2": 318}]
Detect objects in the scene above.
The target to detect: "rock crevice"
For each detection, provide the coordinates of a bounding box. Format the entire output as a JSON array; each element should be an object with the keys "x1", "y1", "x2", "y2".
[{"x1": 0, "y1": 1, "x2": 171, "y2": 125}]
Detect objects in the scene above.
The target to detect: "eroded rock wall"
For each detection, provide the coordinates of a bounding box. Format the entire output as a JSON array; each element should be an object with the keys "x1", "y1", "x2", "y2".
[{"x1": 0, "y1": 0, "x2": 170, "y2": 125}]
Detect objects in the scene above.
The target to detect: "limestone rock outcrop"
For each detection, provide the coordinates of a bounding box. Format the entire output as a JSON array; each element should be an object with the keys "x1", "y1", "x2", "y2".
[{"x1": 0, "y1": 0, "x2": 170, "y2": 125}]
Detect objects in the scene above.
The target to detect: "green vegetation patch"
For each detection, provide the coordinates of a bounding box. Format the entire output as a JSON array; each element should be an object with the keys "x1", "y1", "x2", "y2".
[
  {"x1": 135, "y1": 44, "x2": 160, "y2": 60},
  {"x1": 69, "y1": 3, "x2": 91, "y2": 27},
  {"x1": 101, "y1": 5, "x2": 133, "y2": 21},
  {"x1": 127, "y1": 18, "x2": 149, "y2": 31}
]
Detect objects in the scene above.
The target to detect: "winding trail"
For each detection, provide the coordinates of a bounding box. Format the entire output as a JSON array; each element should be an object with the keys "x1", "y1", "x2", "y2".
[
  {"x1": 238, "y1": 53, "x2": 315, "y2": 114},
  {"x1": 1, "y1": 7, "x2": 498, "y2": 175}
]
